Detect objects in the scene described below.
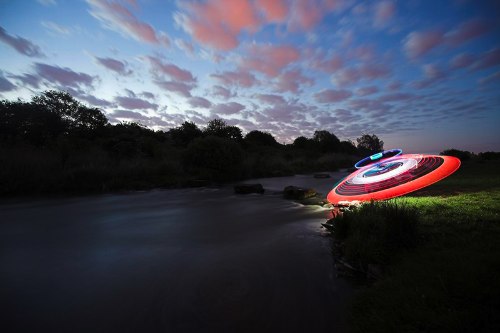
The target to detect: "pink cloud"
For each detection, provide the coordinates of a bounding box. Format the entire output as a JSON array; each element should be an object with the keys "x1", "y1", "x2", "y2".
[
  {"x1": 0, "y1": 73, "x2": 16, "y2": 92},
  {"x1": 177, "y1": 0, "x2": 260, "y2": 50},
  {"x1": 87, "y1": 0, "x2": 169, "y2": 46},
  {"x1": 111, "y1": 110, "x2": 155, "y2": 124},
  {"x1": 255, "y1": 94, "x2": 286, "y2": 105},
  {"x1": 374, "y1": 1, "x2": 396, "y2": 28},
  {"x1": 94, "y1": 56, "x2": 132, "y2": 75},
  {"x1": 9, "y1": 73, "x2": 42, "y2": 89},
  {"x1": 378, "y1": 93, "x2": 415, "y2": 103},
  {"x1": 0, "y1": 26, "x2": 45, "y2": 57},
  {"x1": 356, "y1": 86, "x2": 379, "y2": 96},
  {"x1": 479, "y1": 71, "x2": 500, "y2": 85},
  {"x1": 450, "y1": 53, "x2": 476, "y2": 69},
  {"x1": 446, "y1": 18, "x2": 492, "y2": 46},
  {"x1": 422, "y1": 64, "x2": 446, "y2": 79},
  {"x1": 310, "y1": 52, "x2": 343, "y2": 73},
  {"x1": 332, "y1": 67, "x2": 360, "y2": 86},
  {"x1": 348, "y1": 98, "x2": 388, "y2": 112},
  {"x1": 34, "y1": 63, "x2": 95, "y2": 88},
  {"x1": 274, "y1": 69, "x2": 314, "y2": 93},
  {"x1": 175, "y1": 39, "x2": 195, "y2": 55},
  {"x1": 386, "y1": 81, "x2": 402, "y2": 91},
  {"x1": 359, "y1": 63, "x2": 391, "y2": 79},
  {"x1": 288, "y1": 0, "x2": 323, "y2": 31},
  {"x1": 154, "y1": 80, "x2": 194, "y2": 97},
  {"x1": 351, "y1": 45, "x2": 376, "y2": 61},
  {"x1": 115, "y1": 96, "x2": 158, "y2": 110},
  {"x1": 146, "y1": 56, "x2": 196, "y2": 83},
  {"x1": 472, "y1": 48, "x2": 500, "y2": 70},
  {"x1": 286, "y1": 0, "x2": 346, "y2": 32},
  {"x1": 256, "y1": 0, "x2": 288, "y2": 22},
  {"x1": 211, "y1": 70, "x2": 258, "y2": 87},
  {"x1": 78, "y1": 94, "x2": 113, "y2": 107},
  {"x1": 404, "y1": 30, "x2": 444, "y2": 58},
  {"x1": 314, "y1": 89, "x2": 353, "y2": 103},
  {"x1": 212, "y1": 85, "x2": 235, "y2": 98},
  {"x1": 410, "y1": 65, "x2": 447, "y2": 90},
  {"x1": 240, "y1": 44, "x2": 300, "y2": 77},
  {"x1": 212, "y1": 102, "x2": 245, "y2": 115},
  {"x1": 188, "y1": 96, "x2": 212, "y2": 108},
  {"x1": 332, "y1": 63, "x2": 390, "y2": 86}
]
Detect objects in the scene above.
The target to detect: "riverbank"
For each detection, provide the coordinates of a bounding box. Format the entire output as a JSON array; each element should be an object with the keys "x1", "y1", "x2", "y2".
[{"x1": 323, "y1": 159, "x2": 500, "y2": 332}]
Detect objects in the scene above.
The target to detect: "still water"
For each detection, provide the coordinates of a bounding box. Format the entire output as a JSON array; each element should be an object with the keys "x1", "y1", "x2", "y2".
[{"x1": 0, "y1": 173, "x2": 353, "y2": 333}]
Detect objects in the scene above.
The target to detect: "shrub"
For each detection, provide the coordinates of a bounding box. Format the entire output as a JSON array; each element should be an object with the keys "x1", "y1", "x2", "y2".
[
  {"x1": 440, "y1": 148, "x2": 473, "y2": 161},
  {"x1": 330, "y1": 200, "x2": 420, "y2": 268},
  {"x1": 183, "y1": 136, "x2": 243, "y2": 181}
]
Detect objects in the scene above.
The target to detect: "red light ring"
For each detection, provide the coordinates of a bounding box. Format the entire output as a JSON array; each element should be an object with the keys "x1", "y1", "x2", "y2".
[{"x1": 327, "y1": 154, "x2": 460, "y2": 204}]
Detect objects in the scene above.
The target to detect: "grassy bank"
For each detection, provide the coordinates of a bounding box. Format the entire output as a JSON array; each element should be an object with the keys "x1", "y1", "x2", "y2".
[{"x1": 326, "y1": 160, "x2": 500, "y2": 332}]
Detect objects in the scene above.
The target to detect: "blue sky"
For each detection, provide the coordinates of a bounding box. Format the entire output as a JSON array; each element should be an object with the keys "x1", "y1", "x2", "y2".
[{"x1": 0, "y1": 0, "x2": 499, "y2": 153}]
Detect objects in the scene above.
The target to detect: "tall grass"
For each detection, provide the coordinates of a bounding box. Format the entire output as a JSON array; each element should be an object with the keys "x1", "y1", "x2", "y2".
[{"x1": 330, "y1": 200, "x2": 420, "y2": 269}]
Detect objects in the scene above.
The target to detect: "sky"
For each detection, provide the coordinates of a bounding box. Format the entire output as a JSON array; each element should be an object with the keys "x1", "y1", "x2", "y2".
[{"x1": 0, "y1": 0, "x2": 499, "y2": 153}]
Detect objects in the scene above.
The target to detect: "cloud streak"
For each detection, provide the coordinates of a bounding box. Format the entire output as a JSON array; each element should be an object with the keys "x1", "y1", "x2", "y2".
[
  {"x1": 95, "y1": 56, "x2": 132, "y2": 75},
  {"x1": 87, "y1": 0, "x2": 169, "y2": 46},
  {"x1": 0, "y1": 26, "x2": 45, "y2": 57}
]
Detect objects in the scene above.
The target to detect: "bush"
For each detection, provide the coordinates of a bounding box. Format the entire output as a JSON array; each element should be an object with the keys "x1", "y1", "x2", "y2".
[
  {"x1": 183, "y1": 136, "x2": 243, "y2": 181},
  {"x1": 440, "y1": 149, "x2": 473, "y2": 161},
  {"x1": 330, "y1": 201, "x2": 420, "y2": 268}
]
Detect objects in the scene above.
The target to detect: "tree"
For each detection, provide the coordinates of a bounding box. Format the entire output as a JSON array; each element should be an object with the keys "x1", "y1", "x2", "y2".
[
  {"x1": 0, "y1": 99, "x2": 65, "y2": 145},
  {"x1": 356, "y1": 134, "x2": 384, "y2": 154},
  {"x1": 183, "y1": 136, "x2": 243, "y2": 181},
  {"x1": 293, "y1": 136, "x2": 315, "y2": 150},
  {"x1": 32, "y1": 90, "x2": 107, "y2": 132},
  {"x1": 204, "y1": 119, "x2": 242, "y2": 142},
  {"x1": 313, "y1": 130, "x2": 341, "y2": 152},
  {"x1": 73, "y1": 106, "x2": 108, "y2": 131},
  {"x1": 339, "y1": 140, "x2": 358, "y2": 155},
  {"x1": 244, "y1": 130, "x2": 279, "y2": 147},
  {"x1": 440, "y1": 149, "x2": 473, "y2": 161},
  {"x1": 169, "y1": 121, "x2": 202, "y2": 147}
]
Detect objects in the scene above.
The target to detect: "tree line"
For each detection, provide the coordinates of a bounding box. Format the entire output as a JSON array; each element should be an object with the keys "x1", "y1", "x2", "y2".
[{"x1": 0, "y1": 90, "x2": 384, "y2": 195}]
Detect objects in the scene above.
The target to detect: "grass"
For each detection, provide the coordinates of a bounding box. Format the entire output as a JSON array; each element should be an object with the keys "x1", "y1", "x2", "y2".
[{"x1": 327, "y1": 159, "x2": 500, "y2": 333}]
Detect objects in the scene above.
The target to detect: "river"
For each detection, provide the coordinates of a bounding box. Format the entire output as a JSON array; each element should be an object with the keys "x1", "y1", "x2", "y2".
[{"x1": 0, "y1": 173, "x2": 353, "y2": 333}]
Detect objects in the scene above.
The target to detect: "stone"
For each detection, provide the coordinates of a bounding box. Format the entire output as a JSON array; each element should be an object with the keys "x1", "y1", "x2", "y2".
[
  {"x1": 283, "y1": 186, "x2": 317, "y2": 200},
  {"x1": 234, "y1": 183, "x2": 265, "y2": 194},
  {"x1": 314, "y1": 173, "x2": 331, "y2": 179}
]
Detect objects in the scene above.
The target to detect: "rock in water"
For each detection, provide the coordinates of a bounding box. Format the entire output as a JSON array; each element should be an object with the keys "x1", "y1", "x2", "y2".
[
  {"x1": 313, "y1": 173, "x2": 330, "y2": 179},
  {"x1": 234, "y1": 183, "x2": 265, "y2": 194},
  {"x1": 283, "y1": 186, "x2": 317, "y2": 200}
]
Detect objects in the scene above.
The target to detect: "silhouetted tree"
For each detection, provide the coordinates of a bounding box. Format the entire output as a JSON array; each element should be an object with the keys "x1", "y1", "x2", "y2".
[
  {"x1": 293, "y1": 136, "x2": 315, "y2": 150},
  {"x1": 440, "y1": 149, "x2": 473, "y2": 161},
  {"x1": 0, "y1": 99, "x2": 65, "y2": 145},
  {"x1": 356, "y1": 134, "x2": 384, "y2": 154},
  {"x1": 169, "y1": 121, "x2": 202, "y2": 147},
  {"x1": 32, "y1": 90, "x2": 107, "y2": 132},
  {"x1": 204, "y1": 119, "x2": 242, "y2": 142},
  {"x1": 244, "y1": 130, "x2": 278, "y2": 147},
  {"x1": 313, "y1": 130, "x2": 341, "y2": 152},
  {"x1": 339, "y1": 140, "x2": 358, "y2": 155},
  {"x1": 184, "y1": 136, "x2": 243, "y2": 180},
  {"x1": 478, "y1": 151, "x2": 500, "y2": 160}
]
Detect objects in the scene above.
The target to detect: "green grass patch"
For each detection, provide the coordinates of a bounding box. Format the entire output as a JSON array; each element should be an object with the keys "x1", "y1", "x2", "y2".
[{"x1": 328, "y1": 160, "x2": 500, "y2": 332}]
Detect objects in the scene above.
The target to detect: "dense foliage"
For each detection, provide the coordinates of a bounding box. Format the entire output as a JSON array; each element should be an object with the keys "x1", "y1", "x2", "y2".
[{"x1": 0, "y1": 90, "x2": 384, "y2": 195}]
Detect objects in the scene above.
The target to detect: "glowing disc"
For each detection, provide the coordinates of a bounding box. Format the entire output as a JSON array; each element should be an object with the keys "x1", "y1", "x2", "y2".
[{"x1": 327, "y1": 153, "x2": 461, "y2": 204}]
